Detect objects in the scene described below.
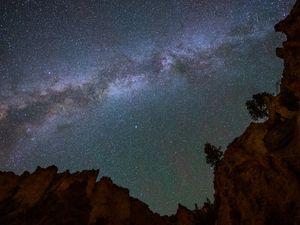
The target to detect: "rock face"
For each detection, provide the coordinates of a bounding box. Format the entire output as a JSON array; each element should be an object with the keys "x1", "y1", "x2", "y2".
[
  {"x1": 0, "y1": 165, "x2": 212, "y2": 225},
  {"x1": 214, "y1": 1, "x2": 300, "y2": 225}
]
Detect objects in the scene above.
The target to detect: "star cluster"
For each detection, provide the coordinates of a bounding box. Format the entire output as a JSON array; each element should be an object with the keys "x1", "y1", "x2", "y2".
[{"x1": 0, "y1": 0, "x2": 294, "y2": 214}]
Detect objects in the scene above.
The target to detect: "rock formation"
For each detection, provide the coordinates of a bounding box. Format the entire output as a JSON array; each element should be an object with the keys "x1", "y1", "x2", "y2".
[
  {"x1": 0, "y1": 165, "x2": 213, "y2": 225},
  {"x1": 214, "y1": 1, "x2": 300, "y2": 225}
]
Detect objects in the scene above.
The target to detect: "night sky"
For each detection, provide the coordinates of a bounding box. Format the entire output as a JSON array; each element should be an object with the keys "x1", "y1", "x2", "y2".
[{"x1": 0, "y1": 0, "x2": 295, "y2": 215}]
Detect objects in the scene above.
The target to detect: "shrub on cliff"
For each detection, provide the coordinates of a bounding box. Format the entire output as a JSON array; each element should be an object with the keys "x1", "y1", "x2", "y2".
[
  {"x1": 195, "y1": 198, "x2": 217, "y2": 225},
  {"x1": 246, "y1": 92, "x2": 273, "y2": 120},
  {"x1": 204, "y1": 143, "x2": 223, "y2": 168}
]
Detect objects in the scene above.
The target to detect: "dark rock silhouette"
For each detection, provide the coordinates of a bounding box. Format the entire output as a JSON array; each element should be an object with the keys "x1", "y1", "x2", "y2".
[
  {"x1": 0, "y1": 166, "x2": 212, "y2": 225},
  {"x1": 214, "y1": 1, "x2": 300, "y2": 224}
]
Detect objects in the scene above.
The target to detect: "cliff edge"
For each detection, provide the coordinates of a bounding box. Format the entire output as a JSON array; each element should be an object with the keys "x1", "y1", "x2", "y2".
[
  {"x1": 214, "y1": 1, "x2": 300, "y2": 225},
  {"x1": 0, "y1": 166, "x2": 214, "y2": 225}
]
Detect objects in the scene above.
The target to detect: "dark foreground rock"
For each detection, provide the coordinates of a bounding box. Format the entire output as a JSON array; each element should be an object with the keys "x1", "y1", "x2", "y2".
[
  {"x1": 0, "y1": 166, "x2": 213, "y2": 225},
  {"x1": 214, "y1": 1, "x2": 300, "y2": 225}
]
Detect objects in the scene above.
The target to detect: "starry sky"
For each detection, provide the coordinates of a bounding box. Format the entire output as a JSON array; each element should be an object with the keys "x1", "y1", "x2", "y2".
[{"x1": 0, "y1": 0, "x2": 295, "y2": 215}]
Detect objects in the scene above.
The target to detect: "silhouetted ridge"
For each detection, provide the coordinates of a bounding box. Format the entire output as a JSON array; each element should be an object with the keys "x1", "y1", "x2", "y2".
[
  {"x1": 0, "y1": 166, "x2": 214, "y2": 225},
  {"x1": 214, "y1": 1, "x2": 300, "y2": 224}
]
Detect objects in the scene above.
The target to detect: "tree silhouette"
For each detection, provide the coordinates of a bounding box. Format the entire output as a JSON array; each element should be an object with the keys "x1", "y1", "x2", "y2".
[
  {"x1": 246, "y1": 92, "x2": 273, "y2": 121},
  {"x1": 194, "y1": 198, "x2": 217, "y2": 225},
  {"x1": 204, "y1": 143, "x2": 223, "y2": 168}
]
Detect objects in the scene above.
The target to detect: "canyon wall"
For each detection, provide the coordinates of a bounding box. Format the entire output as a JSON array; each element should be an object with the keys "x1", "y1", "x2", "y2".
[
  {"x1": 214, "y1": 1, "x2": 300, "y2": 225},
  {"x1": 0, "y1": 166, "x2": 212, "y2": 225}
]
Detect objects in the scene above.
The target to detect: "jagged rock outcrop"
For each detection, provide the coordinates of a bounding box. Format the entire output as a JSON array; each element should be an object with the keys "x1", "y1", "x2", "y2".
[
  {"x1": 0, "y1": 166, "x2": 211, "y2": 225},
  {"x1": 214, "y1": 1, "x2": 300, "y2": 225}
]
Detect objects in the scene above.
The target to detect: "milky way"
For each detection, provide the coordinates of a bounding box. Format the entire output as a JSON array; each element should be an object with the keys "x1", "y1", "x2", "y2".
[{"x1": 0, "y1": 0, "x2": 295, "y2": 214}]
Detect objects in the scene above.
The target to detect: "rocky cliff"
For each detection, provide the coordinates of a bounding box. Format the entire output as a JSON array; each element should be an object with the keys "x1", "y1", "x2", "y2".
[
  {"x1": 214, "y1": 1, "x2": 300, "y2": 225},
  {"x1": 0, "y1": 165, "x2": 214, "y2": 225}
]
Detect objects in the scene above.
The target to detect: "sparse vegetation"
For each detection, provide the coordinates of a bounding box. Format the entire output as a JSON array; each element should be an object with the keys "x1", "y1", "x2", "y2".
[
  {"x1": 204, "y1": 143, "x2": 223, "y2": 168},
  {"x1": 194, "y1": 198, "x2": 217, "y2": 225},
  {"x1": 246, "y1": 92, "x2": 273, "y2": 121}
]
